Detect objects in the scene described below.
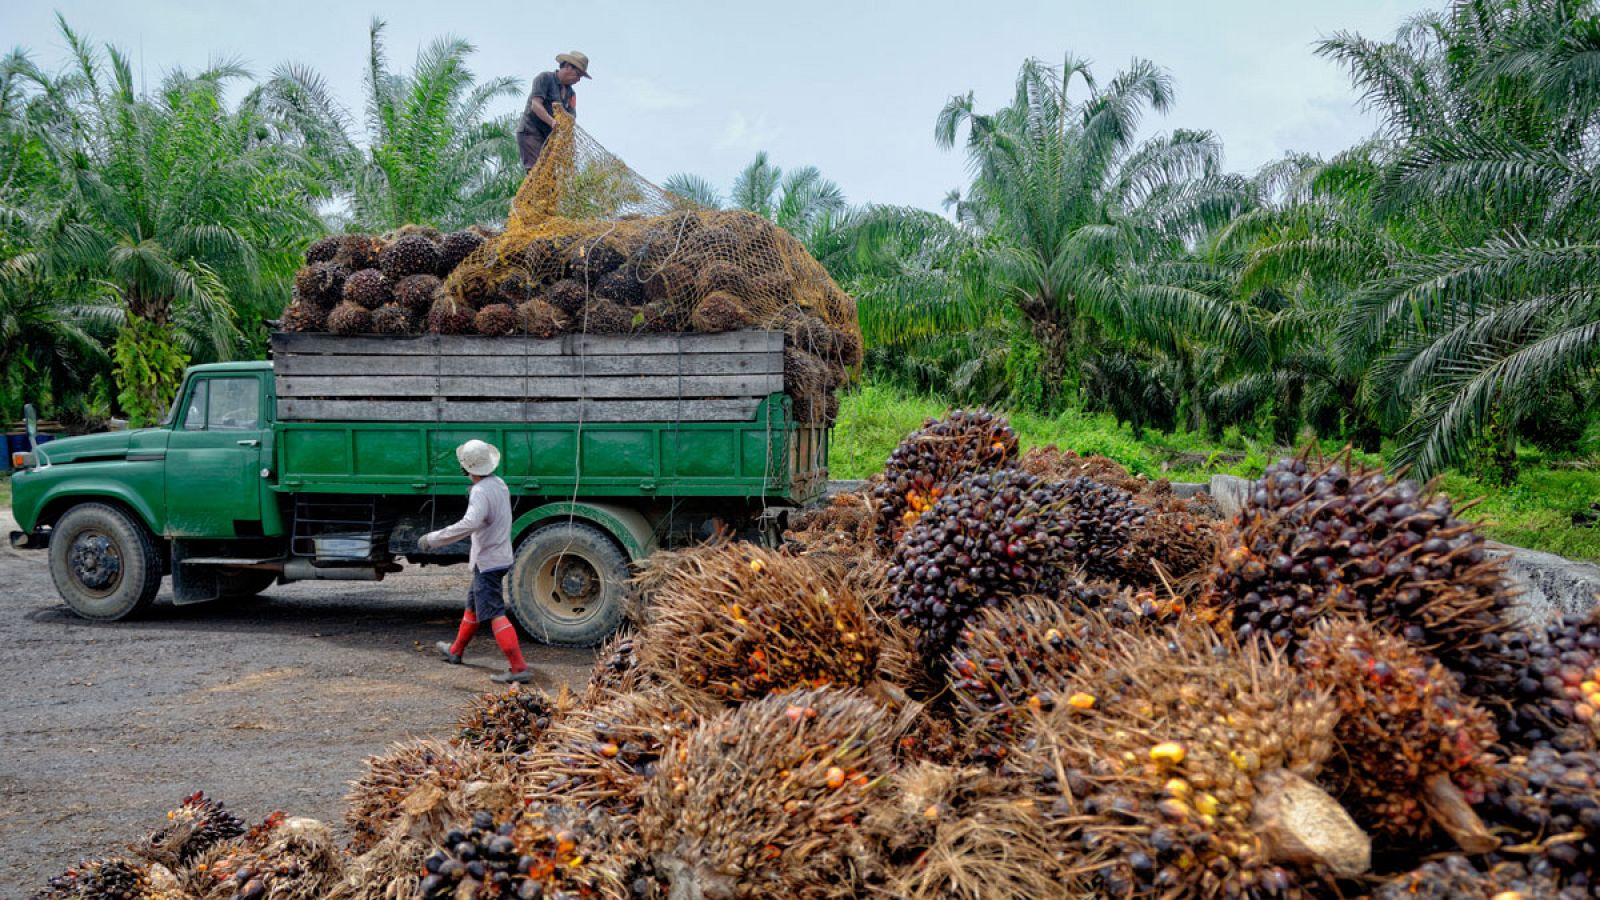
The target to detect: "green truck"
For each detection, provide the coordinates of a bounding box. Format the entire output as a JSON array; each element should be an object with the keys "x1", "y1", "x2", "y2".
[{"x1": 9, "y1": 330, "x2": 829, "y2": 646}]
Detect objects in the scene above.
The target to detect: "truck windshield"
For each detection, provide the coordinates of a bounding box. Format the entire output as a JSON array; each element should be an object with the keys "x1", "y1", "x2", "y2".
[{"x1": 159, "y1": 386, "x2": 184, "y2": 427}]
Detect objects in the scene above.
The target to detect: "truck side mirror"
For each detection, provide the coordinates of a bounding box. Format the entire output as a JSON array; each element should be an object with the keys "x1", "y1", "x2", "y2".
[{"x1": 24, "y1": 403, "x2": 36, "y2": 439}]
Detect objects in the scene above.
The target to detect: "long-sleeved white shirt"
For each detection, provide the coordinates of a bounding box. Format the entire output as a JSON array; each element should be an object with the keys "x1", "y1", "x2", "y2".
[{"x1": 423, "y1": 475, "x2": 513, "y2": 571}]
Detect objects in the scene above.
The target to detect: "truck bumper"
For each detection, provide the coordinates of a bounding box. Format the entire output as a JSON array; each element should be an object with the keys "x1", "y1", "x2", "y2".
[{"x1": 9, "y1": 528, "x2": 49, "y2": 550}]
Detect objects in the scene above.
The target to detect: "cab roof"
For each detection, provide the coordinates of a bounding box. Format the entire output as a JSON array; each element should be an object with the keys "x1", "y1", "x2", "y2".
[{"x1": 187, "y1": 361, "x2": 273, "y2": 374}]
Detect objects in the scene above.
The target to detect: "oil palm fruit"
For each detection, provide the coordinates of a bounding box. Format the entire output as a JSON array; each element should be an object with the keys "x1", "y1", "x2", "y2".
[
  {"x1": 637, "y1": 687, "x2": 899, "y2": 900},
  {"x1": 1013, "y1": 616, "x2": 1365, "y2": 898},
  {"x1": 871, "y1": 410, "x2": 1019, "y2": 552},
  {"x1": 633, "y1": 543, "x2": 889, "y2": 707},
  {"x1": 1202, "y1": 455, "x2": 1518, "y2": 702},
  {"x1": 1297, "y1": 617, "x2": 1500, "y2": 852},
  {"x1": 1507, "y1": 609, "x2": 1600, "y2": 753},
  {"x1": 379, "y1": 234, "x2": 440, "y2": 281}
]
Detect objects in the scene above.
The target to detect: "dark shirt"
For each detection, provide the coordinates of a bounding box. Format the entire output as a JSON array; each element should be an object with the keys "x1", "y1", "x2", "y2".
[{"x1": 519, "y1": 70, "x2": 576, "y2": 139}]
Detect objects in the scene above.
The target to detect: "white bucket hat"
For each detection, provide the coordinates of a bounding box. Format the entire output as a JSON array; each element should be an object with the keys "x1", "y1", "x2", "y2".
[{"x1": 456, "y1": 439, "x2": 501, "y2": 476}]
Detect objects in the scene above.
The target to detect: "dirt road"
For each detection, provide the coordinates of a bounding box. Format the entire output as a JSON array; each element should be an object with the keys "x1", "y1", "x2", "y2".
[{"x1": 0, "y1": 510, "x2": 595, "y2": 897}]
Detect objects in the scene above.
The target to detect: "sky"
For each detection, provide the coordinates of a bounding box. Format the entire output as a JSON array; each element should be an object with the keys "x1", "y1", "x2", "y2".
[{"x1": 2, "y1": 0, "x2": 1436, "y2": 214}]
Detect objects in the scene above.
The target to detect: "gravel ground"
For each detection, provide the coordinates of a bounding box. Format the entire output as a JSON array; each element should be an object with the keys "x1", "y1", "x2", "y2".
[{"x1": 0, "y1": 509, "x2": 596, "y2": 897}]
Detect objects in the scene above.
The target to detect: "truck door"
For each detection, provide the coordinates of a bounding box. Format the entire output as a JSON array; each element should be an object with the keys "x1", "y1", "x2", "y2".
[{"x1": 165, "y1": 374, "x2": 266, "y2": 537}]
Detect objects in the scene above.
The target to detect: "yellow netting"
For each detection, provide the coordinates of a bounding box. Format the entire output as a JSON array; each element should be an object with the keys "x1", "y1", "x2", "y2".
[{"x1": 442, "y1": 111, "x2": 861, "y2": 423}]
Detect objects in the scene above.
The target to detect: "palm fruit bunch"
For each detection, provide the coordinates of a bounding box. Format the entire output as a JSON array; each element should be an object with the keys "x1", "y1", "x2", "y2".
[
  {"x1": 1015, "y1": 444, "x2": 1144, "y2": 493},
  {"x1": 1051, "y1": 475, "x2": 1148, "y2": 579},
  {"x1": 326, "y1": 301, "x2": 372, "y2": 336},
  {"x1": 474, "y1": 303, "x2": 519, "y2": 336},
  {"x1": 35, "y1": 857, "x2": 150, "y2": 899},
  {"x1": 583, "y1": 631, "x2": 644, "y2": 705},
  {"x1": 632, "y1": 301, "x2": 682, "y2": 333},
  {"x1": 688, "y1": 291, "x2": 751, "y2": 333},
  {"x1": 637, "y1": 687, "x2": 899, "y2": 900},
  {"x1": 595, "y1": 268, "x2": 646, "y2": 306},
  {"x1": 345, "y1": 740, "x2": 510, "y2": 853},
  {"x1": 369, "y1": 303, "x2": 411, "y2": 335},
  {"x1": 135, "y1": 791, "x2": 246, "y2": 868},
  {"x1": 863, "y1": 762, "x2": 1066, "y2": 900},
  {"x1": 632, "y1": 544, "x2": 886, "y2": 706},
  {"x1": 693, "y1": 260, "x2": 753, "y2": 301},
  {"x1": 342, "y1": 268, "x2": 392, "y2": 309},
  {"x1": 1201, "y1": 455, "x2": 1518, "y2": 696},
  {"x1": 517, "y1": 299, "x2": 568, "y2": 339},
  {"x1": 303, "y1": 235, "x2": 342, "y2": 265},
  {"x1": 831, "y1": 327, "x2": 864, "y2": 368},
  {"x1": 1012, "y1": 619, "x2": 1367, "y2": 898},
  {"x1": 546, "y1": 278, "x2": 589, "y2": 316},
  {"x1": 578, "y1": 298, "x2": 632, "y2": 334},
  {"x1": 379, "y1": 234, "x2": 440, "y2": 281},
  {"x1": 946, "y1": 588, "x2": 1153, "y2": 760},
  {"x1": 192, "y1": 815, "x2": 343, "y2": 900},
  {"x1": 279, "y1": 301, "x2": 328, "y2": 333},
  {"x1": 1478, "y1": 746, "x2": 1600, "y2": 891},
  {"x1": 333, "y1": 234, "x2": 383, "y2": 270},
  {"x1": 784, "y1": 348, "x2": 828, "y2": 422},
  {"x1": 888, "y1": 469, "x2": 1080, "y2": 665},
  {"x1": 1374, "y1": 855, "x2": 1572, "y2": 900},
  {"x1": 292, "y1": 261, "x2": 347, "y2": 307},
  {"x1": 416, "y1": 806, "x2": 623, "y2": 899},
  {"x1": 437, "y1": 229, "x2": 485, "y2": 275},
  {"x1": 641, "y1": 262, "x2": 692, "y2": 305},
  {"x1": 1507, "y1": 609, "x2": 1600, "y2": 753},
  {"x1": 571, "y1": 236, "x2": 627, "y2": 282},
  {"x1": 518, "y1": 691, "x2": 699, "y2": 816},
  {"x1": 427, "y1": 297, "x2": 477, "y2": 335},
  {"x1": 870, "y1": 409, "x2": 1019, "y2": 552},
  {"x1": 495, "y1": 271, "x2": 536, "y2": 305},
  {"x1": 394, "y1": 274, "x2": 442, "y2": 317},
  {"x1": 778, "y1": 307, "x2": 833, "y2": 356},
  {"x1": 455, "y1": 689, "x2": 567, "y2": 754},
  {"x1": 783, "y1": 489, "x2": 878, "y2": 560},
  {"x1": 1296, "y1": 617, "x2": 1501, "y2": 852},
  {"x1": 1120, "y1": 495, "x2": 1226, "y2": 594}
]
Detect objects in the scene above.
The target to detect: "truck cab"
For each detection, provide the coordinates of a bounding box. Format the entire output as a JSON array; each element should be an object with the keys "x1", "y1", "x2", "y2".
[{"x1": 10, "y1": 333, "x2": 828, "y2": 646}]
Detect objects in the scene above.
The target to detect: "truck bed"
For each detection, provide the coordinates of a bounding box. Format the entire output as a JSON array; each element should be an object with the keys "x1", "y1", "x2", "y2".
[{"x1": 268, "y1": 330, "x2": 827, "y2": 505}]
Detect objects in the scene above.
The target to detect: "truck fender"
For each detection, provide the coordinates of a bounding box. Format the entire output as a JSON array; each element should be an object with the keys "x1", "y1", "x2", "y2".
[
  {"x1": 33, "y1": 484, "x2": 164, "y2": 538},
  {"x1": 510, "y1": 502, "x2": 657, "y2": 562}
]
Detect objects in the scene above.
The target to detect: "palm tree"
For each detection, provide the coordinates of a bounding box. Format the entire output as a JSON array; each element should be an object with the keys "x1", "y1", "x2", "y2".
[
  {"x1": 663, "y1": 152, "x2": 847, "y2": 247},
  {"x1": 4, "y1": 18, "x2": 323, "y2": 424},
  {"x1": 266, "y1": 18, "x2": 523, "y2": 231},
  {"x1": 1315, "y1": 1, "x2": 1600, "y2": 479},
  {"x1": 935, "y1": 54, "x2": 1262, "y2": 413}
]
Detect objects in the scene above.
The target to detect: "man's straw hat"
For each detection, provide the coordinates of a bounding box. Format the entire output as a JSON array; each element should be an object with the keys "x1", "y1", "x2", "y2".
[{"x1": 556, "y1": 51, "x2": 591, "y2": 79}]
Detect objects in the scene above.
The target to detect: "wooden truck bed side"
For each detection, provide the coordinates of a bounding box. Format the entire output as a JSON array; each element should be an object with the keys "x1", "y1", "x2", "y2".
[{"x1": 267, "y1": 330, "x2": 828, "y2": 505}]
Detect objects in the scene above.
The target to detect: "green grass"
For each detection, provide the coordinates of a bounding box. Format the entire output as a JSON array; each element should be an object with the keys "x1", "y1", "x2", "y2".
[
  {"x1": 830, "y1": 383, "x2": 1600, "y2": 562},
  {"x1": 0, "y1": 474, "x2": 10, "y2": 510}
]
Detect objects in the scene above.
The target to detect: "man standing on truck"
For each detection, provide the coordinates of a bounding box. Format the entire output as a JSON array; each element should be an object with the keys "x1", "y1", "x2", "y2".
[
  {"x1": 517, "y1": 51, "x2": 589, "y2": 171},
  {"x1": 417, "y1": 440, "x2": 531, "y2": 684}
]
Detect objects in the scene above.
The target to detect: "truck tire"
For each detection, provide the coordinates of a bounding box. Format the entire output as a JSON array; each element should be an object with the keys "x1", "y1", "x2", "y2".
[
  {"x1": 218, "y1": 570, "x2": 279, "y2": 599},
  {"x1": 48, "y1": 502, "x2": 164, "y2": 621},
  {"x1": 507, "y1": 522, "x2": 631, "y2": 648}
]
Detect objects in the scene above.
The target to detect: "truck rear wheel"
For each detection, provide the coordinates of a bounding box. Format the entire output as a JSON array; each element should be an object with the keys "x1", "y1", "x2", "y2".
[
  {"x1": 508, "y1": 522, "x2": 630, "y2": 647},
  {"x1": 49, "y1": 502, "x2": 163, "y2": 621}
]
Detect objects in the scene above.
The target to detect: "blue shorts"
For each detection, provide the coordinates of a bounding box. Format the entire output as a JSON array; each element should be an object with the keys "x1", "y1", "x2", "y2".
[{"x1": 469, "y1": 566, "x2": 510, "y2": 621}]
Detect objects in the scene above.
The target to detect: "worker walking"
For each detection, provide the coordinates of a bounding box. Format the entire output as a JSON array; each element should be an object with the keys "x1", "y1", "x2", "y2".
[
  {"x1": 517, "y1": 51, "x2": 589, "y2": 171},
  {"x1": 418, "y1": 439, "x2": 531, "y2": 684}
]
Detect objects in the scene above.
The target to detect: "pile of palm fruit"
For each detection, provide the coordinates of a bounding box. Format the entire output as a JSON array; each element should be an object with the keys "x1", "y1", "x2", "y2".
[
  {"x1": 36, "y1": 410, "x2": 1600, "y2": 899},
  {"x1": 277, "y1": 224, "x2": 858, "y2": 425}
]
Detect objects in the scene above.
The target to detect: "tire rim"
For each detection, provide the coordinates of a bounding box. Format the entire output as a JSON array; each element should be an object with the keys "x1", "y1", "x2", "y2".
[
  {"x1": 531, "y1": 551, "x2": 603, "y2": 625},
  {"x1": 68, "y1": 529, "x2": 123, "y2": 597}
]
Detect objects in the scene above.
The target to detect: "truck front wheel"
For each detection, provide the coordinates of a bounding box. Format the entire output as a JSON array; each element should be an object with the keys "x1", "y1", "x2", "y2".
[
  {"x1": 507, "y1": 522, "x2": 630, "y2": 647},
  {"x1": 48, "y1": 502, "x2": 164, "y2": 621}
]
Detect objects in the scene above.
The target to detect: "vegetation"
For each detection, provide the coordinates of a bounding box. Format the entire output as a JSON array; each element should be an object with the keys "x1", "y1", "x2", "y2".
[{"x1": 2, "y1": 1, "x2": 1598, "y2": 552}]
